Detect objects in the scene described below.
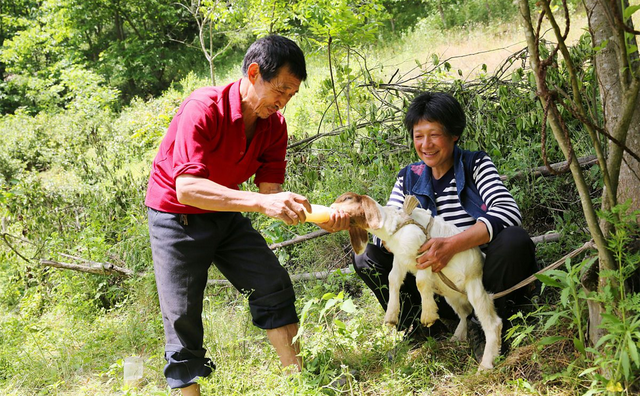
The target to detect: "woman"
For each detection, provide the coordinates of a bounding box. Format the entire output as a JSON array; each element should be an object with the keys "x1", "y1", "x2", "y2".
[{"x1": 352, "y1": 92, "x2": 537, "y2": 356}]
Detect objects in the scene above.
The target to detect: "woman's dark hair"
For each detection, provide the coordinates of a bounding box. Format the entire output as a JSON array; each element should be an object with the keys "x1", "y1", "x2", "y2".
[
  {"x1": 241, "y1": 35, "x2": 307, "y2": 82},
  {"x1": 403, "y1": 92, "x2": 466, "y2": 141}
]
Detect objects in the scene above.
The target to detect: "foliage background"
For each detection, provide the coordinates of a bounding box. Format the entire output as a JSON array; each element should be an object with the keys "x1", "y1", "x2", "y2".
[{"x1": 0, "y1": 0, "x2": 637, "y2": 395}]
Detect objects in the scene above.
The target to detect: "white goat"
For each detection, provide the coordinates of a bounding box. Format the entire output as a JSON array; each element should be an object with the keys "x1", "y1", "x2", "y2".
[{"x1": 331, "y1": 192, "x2": 502, "y2": 370}]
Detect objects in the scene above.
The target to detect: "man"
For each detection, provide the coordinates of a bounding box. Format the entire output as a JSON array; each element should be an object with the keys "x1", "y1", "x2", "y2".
[{"x1": 145, "y1": 35, "x2": 347, "y2": 395}]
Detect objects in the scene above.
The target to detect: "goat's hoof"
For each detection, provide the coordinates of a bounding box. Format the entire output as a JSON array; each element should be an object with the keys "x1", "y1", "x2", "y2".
[
  {"x1": 477, "y1": 363, "x2": 494, "y2": 371},
  {"x1": 384, "y1": 313, "x2": 399, "y2": 326},
  {"x1": 450, "y1": 333, "x2": 466, "y2": 342},
  {"x1": 420, "y1": 314, "x2": 439, "y2": 328}
]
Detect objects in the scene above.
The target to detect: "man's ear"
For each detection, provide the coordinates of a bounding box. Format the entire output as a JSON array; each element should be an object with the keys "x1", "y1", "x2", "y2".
[
  {"x1": 348, "y1": 227, "x2": 369, "y2": 255},
  {"x1": 247, "y1": 62, "x2": 260, "y2": 84},
  {"x1": 361, "y1": 196, "x2": 382, "y2": 230}
]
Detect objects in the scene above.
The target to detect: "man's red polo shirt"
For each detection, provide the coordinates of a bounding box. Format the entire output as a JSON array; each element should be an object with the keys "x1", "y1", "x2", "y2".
[{"x1": 145, "y1": 79, "x2": 288, "y2": 214}]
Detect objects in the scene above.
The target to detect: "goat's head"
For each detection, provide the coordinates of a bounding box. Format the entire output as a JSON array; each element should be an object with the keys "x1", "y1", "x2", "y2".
[{"x1": 331, "y1": 192, "x2": 383, "y2": 255}]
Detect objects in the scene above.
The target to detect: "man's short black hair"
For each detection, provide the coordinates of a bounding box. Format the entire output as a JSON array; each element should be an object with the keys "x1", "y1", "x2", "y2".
[
  {"x1": 404, "y1": 92, "x2": 466, "y2": 141},
  {"x1": 242, "y1": 35, "x2": 307, "y2": 82}
]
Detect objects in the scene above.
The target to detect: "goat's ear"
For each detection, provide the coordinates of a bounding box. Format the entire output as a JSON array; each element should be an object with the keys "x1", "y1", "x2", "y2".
[
  {"x1": 348, "y1": 227, "x2": 369, "y2": 255},
  {"x1": 362, "y1": 196, "x2": 382, "y2": 230}
]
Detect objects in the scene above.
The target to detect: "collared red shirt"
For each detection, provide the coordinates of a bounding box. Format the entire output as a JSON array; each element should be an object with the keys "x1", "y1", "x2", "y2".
[{"x1": 145, "y1": 79, "x2": 288, "y2": 214}]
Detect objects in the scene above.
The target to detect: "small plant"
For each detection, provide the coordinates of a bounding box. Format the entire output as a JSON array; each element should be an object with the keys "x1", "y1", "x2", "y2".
[{"x1": 535, "y1": 203, "x2": 640, "y2": 394}]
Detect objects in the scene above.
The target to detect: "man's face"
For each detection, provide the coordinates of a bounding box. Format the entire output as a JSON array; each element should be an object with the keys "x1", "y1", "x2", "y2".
[{"x1": 249, "y1": 65, "x2": 301, "y2": 119}]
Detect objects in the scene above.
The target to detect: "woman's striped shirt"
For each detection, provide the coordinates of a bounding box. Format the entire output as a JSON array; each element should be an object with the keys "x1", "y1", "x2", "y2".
[{"x1": 386, "y1": 153, "x2": 522, "y2": 241}]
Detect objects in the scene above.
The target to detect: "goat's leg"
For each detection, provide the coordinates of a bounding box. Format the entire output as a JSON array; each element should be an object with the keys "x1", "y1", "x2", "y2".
[
  {"x1": 384, "y1": 263, "x2": 407, "y2": 326},
  {"x1": 466, "y1": 279, "x2": 502, "y2": 370},
  {"x1": 415, "y1": 270, "x2": 439, "y2": 327},
  {"x1": 444, "y1": 294, "x2": 472, "y2": 342}
]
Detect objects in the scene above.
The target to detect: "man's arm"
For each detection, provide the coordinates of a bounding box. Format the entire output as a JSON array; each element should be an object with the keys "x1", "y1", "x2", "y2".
[
  {"x1": 259, "y1": 182, "x2": 351, "y2": 231},
  {"x1": 258, "y1": 182, "x2": 284, "y2": 195},
  {"x1": 176, "y1": 175, "x2": 310, "y2": 225}
]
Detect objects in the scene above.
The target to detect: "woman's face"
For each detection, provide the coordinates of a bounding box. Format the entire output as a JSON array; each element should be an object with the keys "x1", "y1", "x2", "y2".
[{"x1": 413, "y1": 119, "x2": 458, "y2": 179}]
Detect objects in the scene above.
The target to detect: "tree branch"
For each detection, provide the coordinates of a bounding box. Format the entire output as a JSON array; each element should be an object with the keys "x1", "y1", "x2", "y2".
[{"x1": 40, "y1": 257, "x2": 134, "y2": 277}]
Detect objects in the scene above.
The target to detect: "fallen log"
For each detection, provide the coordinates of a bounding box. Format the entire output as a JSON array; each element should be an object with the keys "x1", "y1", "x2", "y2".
[
  {"x1": 36, "y1": 229, "x2": 562, "y2": 286},
  {"x1": 500, "y1": 155, "x2": 597, "y2": 181},
  {"x1": 40, "y1": 257, "x2": 134, "y2": 277}
]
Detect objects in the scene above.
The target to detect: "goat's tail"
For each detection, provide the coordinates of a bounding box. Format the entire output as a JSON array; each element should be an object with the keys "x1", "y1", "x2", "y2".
[{"x1": 403, "y1": 195, "x2": 420, "y2": 215}]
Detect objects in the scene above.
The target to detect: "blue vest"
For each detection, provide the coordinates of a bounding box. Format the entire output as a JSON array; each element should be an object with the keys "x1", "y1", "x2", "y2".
[{"x1": 400, "y1": 146, "x2": 489, "y2": 219}]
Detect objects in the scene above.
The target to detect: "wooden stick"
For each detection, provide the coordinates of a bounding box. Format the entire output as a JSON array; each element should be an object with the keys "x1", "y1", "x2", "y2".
[
  {"x1": 40, "y1": 258, "x2": 134, "y2": 277},
  {"x1": 531, "y1": 232, "x2": 560, "y2": 244},
  {"x1": 268, "y1": 229, "x2": 329, "y2": 250}
]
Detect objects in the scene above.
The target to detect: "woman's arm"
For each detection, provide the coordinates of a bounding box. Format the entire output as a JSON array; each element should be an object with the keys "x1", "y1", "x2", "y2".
[
  {"x1": 416, "y1": 222, "x2": 489, "y2": 272},
  {"x1": 473, "y1": 154, "x2": 522, "y2": 241}
]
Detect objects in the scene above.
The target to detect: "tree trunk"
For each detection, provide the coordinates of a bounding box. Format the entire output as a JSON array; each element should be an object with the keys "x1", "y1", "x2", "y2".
[
  {"x1": 585, "y1": 0, "x2": 640, "y2": 218},
  {"x1": 584, "y1": 0, "x2": 640, "y2": 346},
  {"x1": 437, "y1": 0, "x2": 447, "y2": 29},
  {"x1": 519, "y1": 0, "x2": 627, "y2": 349}
]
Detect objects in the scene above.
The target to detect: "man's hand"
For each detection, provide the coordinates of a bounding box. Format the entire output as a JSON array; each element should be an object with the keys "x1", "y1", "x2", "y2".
[
  {"x1": 260, "y1": 192, "x2": 311, "y2": 226},
  {"x1": 416, "y1": 237, "x2": 456, "y2": 272}
]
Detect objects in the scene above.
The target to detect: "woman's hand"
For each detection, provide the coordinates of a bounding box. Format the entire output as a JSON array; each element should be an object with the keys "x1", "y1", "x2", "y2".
[
  {"x1": 316, "y1": 210, "x2": 350, "y2": 233},
  {"x1": 416, "y1": 237, "x2": 457, "y2": 272},
  {"x1": 415, "y1": 222, "x2": 490, "y2": 272}
]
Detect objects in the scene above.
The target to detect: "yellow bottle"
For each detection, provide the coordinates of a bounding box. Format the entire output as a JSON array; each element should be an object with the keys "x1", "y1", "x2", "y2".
[{"x1": 303, "y1": 204, "x2": 332, "y2": 223}]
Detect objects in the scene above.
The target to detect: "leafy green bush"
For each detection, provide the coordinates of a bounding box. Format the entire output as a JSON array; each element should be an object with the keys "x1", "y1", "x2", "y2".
[{"x1": 535, "y1": 204, "x2": 640, "y2": 394}]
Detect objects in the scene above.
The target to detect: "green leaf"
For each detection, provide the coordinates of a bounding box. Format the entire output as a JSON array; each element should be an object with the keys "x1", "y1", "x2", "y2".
[
  {"x1": 539, "y1": 335, "x2": 568, "y2": 346},
  {"x1": 596, "y1": 333, "x2": 617, "y2": 348},
  {"x1": 334, "y1": 319, "x2": 346, "y2": 331},
  {"x1": 621, "y1": 350, "x2": 630, "y2": 379},
  {"x1": 340, "y1": 299, "x2": 357, "y2": 313},
  {"x1": 601, "y1": 312, "x2": 622, "y2": 326},
  {"x1": 593, "y1": 39, "x2": 609, "y2": 52},
  {"x1": 299, "y1": 298, "x2": 317, "y2": 323},
  {"x1": 573, "y1": 337, "x2": 585, "y2": 354},
  {"x1": 623, "y1": 5, "x2": 640, "y2": 19},
  {"x1": 543, "y1": 311, "x2": 565, "y2": 331},
  {"x1": 536, "y1": 273, "x2": 563, "y2": 288},
  {"x1": 627, "y1": 335, "x2": 639, "y2": 366},
  {"x1": 560, "y1": 287, "x2": 571, "y2": 308},
  {"x1": 322, "y1": 292, "x2": 336, "y2": 301},
  {"x1": 324, "y1": 298, "x2": 339, "y2": 310},
  {"x1": 579, "y1": 367, "x2": 599, "y2": 377}
]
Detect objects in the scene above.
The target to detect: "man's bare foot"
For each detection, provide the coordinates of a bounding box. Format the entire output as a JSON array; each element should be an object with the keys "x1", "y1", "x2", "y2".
[{"x1": 180, "y1": 383, "x2": 200, "y2": 396}]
